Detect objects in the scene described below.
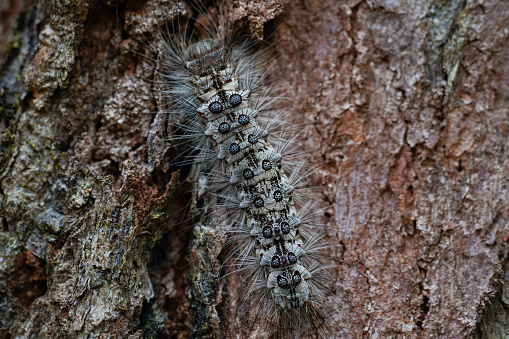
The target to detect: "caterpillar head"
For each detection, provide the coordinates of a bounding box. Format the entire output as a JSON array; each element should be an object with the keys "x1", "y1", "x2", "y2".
[
  {"x1": 184, "y1": 39, "x2": 228, "y2": 73},
  {"x1": 186, "y1": 39, "x2": 220, "y2": 59}
]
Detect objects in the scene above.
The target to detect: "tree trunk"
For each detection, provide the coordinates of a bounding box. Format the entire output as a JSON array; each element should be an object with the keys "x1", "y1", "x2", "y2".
[{"x1": 1, "y1": 0, "x2": 508, "y2": 338}]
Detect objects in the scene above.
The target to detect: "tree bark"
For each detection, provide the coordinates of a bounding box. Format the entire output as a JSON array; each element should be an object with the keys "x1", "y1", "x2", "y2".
[{"x1": 0, "y1": 0, "x2": 508, "y2": 338}]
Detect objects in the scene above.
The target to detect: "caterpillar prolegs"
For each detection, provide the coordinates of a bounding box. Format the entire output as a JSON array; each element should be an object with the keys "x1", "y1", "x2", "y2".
[{"x1": 157, "y1": 3, "x2": 334, "y2": 337}]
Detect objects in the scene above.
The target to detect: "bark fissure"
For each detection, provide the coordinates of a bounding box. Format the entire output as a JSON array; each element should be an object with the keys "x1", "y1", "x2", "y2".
[{"x1": 0, "y1": 0, "x2": 508, "y2": 338}]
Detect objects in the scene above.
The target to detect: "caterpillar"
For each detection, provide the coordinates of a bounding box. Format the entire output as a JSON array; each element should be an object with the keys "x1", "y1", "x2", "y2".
[{"x1": 154, "y1": 2, "x2": 335, "y2": 337}]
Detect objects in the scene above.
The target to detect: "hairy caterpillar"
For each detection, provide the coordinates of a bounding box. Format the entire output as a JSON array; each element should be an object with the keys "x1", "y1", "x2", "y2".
[{"x1": 154, "y1": 2, "x2": 335, "y2": 337}]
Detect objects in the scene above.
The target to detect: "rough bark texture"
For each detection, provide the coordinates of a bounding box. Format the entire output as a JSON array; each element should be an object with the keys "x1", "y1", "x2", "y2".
[{"x1": 0, "y1": 0, "x2": 508, "y2": 338}]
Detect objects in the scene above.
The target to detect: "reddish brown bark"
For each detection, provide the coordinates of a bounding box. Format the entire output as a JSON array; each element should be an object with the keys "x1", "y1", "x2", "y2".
[{"x1": 0, "y1": 0, "x2": 508, "y2": 338}]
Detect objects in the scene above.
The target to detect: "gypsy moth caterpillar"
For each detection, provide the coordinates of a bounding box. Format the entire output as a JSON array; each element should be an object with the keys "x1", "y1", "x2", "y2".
[{"x1": 151, "y1": 1, "x2": 338, "y2": 337}]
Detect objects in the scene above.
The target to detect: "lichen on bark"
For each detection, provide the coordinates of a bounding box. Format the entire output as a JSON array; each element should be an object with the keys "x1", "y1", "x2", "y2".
[{"x1": 1, "y1": 0, "x2": 508, "y2": 338}]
